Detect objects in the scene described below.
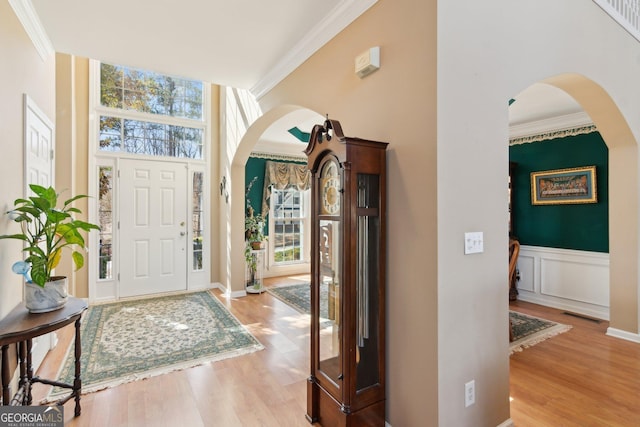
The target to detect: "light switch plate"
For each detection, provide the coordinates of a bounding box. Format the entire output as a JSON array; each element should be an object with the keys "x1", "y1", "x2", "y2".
[{"x1": 464, "y1": 232, "x2": 484, "y2": 254}]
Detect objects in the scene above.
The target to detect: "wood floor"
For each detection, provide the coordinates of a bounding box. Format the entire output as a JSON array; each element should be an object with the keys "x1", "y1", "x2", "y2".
[{"x1": 29, "y1": 278, "x2": 640, "y2": 426}]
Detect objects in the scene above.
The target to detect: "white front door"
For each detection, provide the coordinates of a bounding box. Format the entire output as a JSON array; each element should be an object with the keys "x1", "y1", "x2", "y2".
[{"x1": 119, "y1": 159, "x2": 188, "y2": 297}]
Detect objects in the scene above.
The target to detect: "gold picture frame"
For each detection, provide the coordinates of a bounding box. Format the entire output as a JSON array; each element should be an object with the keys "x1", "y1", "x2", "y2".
[{"x1": 531, "y1": 166, "x2": 597, "y2": 205}]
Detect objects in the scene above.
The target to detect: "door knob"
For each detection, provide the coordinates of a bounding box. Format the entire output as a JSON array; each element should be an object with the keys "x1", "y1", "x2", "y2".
[{"x1": 180, "y1": 231, "x2": 186, "y2": 236}]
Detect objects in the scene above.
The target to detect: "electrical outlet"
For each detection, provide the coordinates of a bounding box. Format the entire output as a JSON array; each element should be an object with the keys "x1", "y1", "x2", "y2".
[{"x1": 465, "y1": 380, "x2": 475, "y2": 407}]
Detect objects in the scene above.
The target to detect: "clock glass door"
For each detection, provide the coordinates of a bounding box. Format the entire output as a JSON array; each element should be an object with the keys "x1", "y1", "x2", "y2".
[{"x1": 317, "y1": 159, "x2": 342, "y2": 389}]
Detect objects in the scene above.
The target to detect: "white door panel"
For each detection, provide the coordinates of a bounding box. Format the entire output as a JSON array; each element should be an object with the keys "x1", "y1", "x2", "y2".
[{"x1": 119, "y1": 159, "x2": 188, "y2": 297}]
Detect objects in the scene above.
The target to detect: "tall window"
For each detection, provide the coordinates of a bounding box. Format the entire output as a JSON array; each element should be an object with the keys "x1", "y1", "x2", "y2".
[
  {"x1": 98, "y1": 166, "x2": 113, "y2": 280},
  {"x1": 98, "y1": 63, "x2": 204, "y2": 159},
  {"x1": 192, "y1": 172, "x2": 204, "y2": 271},
  {"x1": 272, "y1": 188, "x2": 305, "y2": 263}
]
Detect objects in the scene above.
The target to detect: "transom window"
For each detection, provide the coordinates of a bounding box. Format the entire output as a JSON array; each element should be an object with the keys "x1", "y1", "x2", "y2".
[{"x1": 98, "y1": 63, "x2": 204, "y2": 159}]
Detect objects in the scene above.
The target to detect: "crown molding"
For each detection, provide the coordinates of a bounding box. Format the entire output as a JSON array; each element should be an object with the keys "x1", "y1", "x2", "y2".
[
  {"x1": 9, "y1": 0, "x2": 54, "y2": 61},
  {"x1": 509, "y1": 111, "x2": 596, "y2": 145},
  {"x1": 250, "y1": 0, "x2": 378, "y2": 100}
]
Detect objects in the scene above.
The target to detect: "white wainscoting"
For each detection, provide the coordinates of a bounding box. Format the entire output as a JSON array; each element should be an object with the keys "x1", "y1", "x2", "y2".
[{"x1": 516, "y1": 245, "x2": 610, "y2": 320}]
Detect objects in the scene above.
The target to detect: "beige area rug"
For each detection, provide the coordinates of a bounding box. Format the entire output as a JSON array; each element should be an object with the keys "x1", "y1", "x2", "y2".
[
  {"x1": 509, "y1": 310, "x2": 572, "y2": 355},
  {"x1": 46, "y1": 291, "x2": 263, "y2": 401}
]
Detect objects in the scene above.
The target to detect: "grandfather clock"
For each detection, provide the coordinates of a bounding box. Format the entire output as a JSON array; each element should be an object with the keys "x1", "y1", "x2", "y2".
[{"x1": 305, "y1": 118, "x2": 387, "y2": 426}]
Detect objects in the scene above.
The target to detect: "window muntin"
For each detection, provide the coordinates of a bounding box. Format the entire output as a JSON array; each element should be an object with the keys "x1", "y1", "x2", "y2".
[{"x1": 272, "y1": 188, "x2": 305, "y2": 264}]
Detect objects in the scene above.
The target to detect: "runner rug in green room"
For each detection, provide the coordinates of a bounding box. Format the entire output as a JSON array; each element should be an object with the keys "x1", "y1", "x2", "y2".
[
  {"x1": 509, "y1": 310, "x2": 572, "y2": 355},
  {"x1": 46, "y1": 291, "x2": 263, "y2": 400}
]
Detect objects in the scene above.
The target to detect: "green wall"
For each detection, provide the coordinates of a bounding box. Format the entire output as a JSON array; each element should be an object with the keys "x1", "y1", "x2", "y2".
[
  {"x1": 509, "y1": 132, "x2": 608, "y2": 252},
  {"x1": 245, "y1": 157, "x2": 268, "y2": 217}
]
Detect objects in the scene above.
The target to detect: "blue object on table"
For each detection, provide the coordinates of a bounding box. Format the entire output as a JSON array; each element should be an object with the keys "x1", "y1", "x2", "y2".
[{"x1": 11, "y1": 261, "x2": 32, "y2": 283}]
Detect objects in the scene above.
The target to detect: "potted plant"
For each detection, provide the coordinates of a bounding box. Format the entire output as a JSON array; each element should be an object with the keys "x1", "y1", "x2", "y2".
[
  {"x1": 245, "y1": 213, "x2": 266, "y2": 250},
  {"x1": 0, "y1": 184, "x2": 100, "y2": 312}
]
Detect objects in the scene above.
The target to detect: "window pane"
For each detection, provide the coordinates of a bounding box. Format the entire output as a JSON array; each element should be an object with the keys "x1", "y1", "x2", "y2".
[
  {"x1": 100, "y1": 63, "x2": 203, "y2": 120},
  {"x1": 99, "y1": 116, "x2": 203, "y2": 159},
  {"x1": 98, "y1": 167, "x2": 113, "y2": 280},
  {"x1": 272, "y1": 187, "x2": 304, "y2": 264},
  {"x1": 192, "y1": 172, "x2": 204, "y2": 271}
]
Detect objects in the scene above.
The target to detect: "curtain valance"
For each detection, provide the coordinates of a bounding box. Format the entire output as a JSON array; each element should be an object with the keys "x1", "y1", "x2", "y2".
[{"x1": 261, "y1": 161, "x2": 311, "y2": 216}]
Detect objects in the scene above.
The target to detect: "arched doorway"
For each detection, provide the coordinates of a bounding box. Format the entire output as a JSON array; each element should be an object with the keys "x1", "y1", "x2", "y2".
[
  {"x1": 509, "y1": 73, "x2": 638, "y2": 338},
  {"x1": 222, "y1": 105, "x2": 324, "y2": 295}
]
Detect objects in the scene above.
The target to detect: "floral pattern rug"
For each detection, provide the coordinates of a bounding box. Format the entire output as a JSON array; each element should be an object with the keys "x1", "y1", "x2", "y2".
[
  {"x1": 509, "y1": 310, "x2": 572, "y2": 355},
  {"x1": 47, "y1": 291, "x2": 263, "y2": 399}
]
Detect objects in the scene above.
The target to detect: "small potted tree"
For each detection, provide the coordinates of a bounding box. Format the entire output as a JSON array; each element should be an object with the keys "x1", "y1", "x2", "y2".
[
  {"x1": 244, "y1": 176, "x2": 266, "y2": 250},
  {"x1": 0, "y1": 184, "x2": 100, "y2": 312}
]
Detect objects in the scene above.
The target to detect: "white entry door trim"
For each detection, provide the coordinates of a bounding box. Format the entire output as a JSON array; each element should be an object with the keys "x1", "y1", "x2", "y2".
[{"x1": 119, "y1": 159, "x2": 189, "y2": 298}]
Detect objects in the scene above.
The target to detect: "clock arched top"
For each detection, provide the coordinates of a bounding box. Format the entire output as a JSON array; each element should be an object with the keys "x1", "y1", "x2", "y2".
[{"x1": 305, "y1": 119, "x2": 347, "y2": 173}]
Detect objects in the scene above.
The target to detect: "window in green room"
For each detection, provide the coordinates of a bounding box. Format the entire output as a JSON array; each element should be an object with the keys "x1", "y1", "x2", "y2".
[{"x1": 271, "y1": 188, "x2": 307, "y2": 264}]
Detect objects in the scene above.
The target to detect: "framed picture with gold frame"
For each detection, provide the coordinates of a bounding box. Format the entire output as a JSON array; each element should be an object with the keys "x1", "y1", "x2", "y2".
[{"x1": 531, "y1": 166, "x2": 597, "y2": 205}]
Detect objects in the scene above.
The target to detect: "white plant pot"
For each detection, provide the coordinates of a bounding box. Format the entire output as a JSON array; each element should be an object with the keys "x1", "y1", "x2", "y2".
[{"x1": 24, "y1": 276, "x2": 68, "y2": 313}]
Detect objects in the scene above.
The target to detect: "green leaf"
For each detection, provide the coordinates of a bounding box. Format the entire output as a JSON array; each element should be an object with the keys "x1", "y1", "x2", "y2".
[
  {"x1": 47, "y1": 209, "x2": 69, "y2": 223},
  {"x1": 0, "y1": 234, "x2": 28, "y2": 241},
  {"x1": 14, "y1": 206, "x2": 40, "y2": 217},
  {"x1": 57, "y1": 225, "x2": 85, "y2": 246},
  {"x1": 31, "y1": 197, "x2": 51, "y2": 212},
  {"x1": 63, "y1": 194, "x2": 88, "y2": 207},
  {"x1": 74, "y1": 220, "x2": 101, "y2": 231},
  {"x1": 28, "y1": 257, "x2": 48, "y2": 287},
  {"x1": 28, "y1": 184, "x2": 47, "y2": 197},
  {"x1": 72, "y1": 251, "x2": 84, "y2": 271}
]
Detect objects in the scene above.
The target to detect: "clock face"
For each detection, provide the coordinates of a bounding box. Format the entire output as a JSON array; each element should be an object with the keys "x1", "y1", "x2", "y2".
[
  {"x1": 322, "y1": 176, "x2": 340, "y2": 215},
  {"x1": 320, "y1": 160, "x2": 340, "y2": 215}
]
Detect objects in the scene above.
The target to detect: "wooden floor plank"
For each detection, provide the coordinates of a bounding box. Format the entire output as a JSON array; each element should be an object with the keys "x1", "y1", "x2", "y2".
[
  {"x1": 509, "y1": 300, "x2": 640, "y2": 426},
  {"x1": 25, "y1": 278, "x2": 640, "y2": 426}
]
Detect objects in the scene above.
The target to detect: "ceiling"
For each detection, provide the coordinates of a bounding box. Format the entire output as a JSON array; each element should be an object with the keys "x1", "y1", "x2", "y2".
[
  {"x1": 509, "y1": 83, "x2": 588, "y2": 130},
  {"x1": 26, "y1": 1, "x2": 589, "y2": 154},
  {"x1": 30, "y1": 0, "x2": 374, "y2": 93}
]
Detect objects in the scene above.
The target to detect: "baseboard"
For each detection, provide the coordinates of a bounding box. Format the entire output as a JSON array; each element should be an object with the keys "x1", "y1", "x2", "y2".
[
  {"x1": 517, "y1": 293, "x2": 609, "y2": 321},
  {"x1": 497, "y1": 419, "x2": 515, "y2": 427},
  {"x1": 606, "y1": 327, "x2": 640, "y2": 343},
  {"x1": 218, "y1": 283, "x2": 247, "y2": 298}
]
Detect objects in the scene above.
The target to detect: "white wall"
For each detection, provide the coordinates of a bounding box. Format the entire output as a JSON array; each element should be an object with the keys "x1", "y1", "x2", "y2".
[
  {"x1": 0, "y1": 3, "x2": 56, "y2": 317},
  {"x1": 438, "y1": 0, "x2": 640, "y2": 425}
]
